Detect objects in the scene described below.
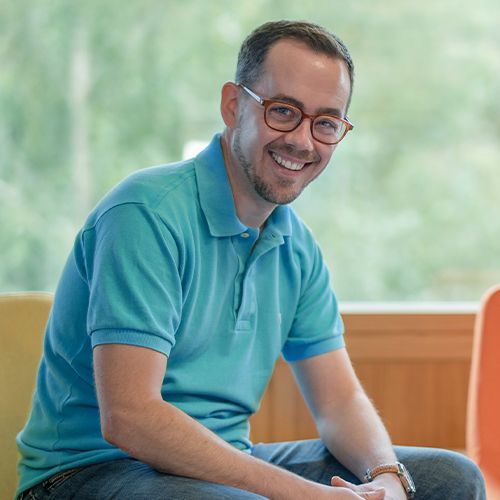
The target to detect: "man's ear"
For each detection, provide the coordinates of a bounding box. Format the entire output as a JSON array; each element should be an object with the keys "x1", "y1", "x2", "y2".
[{"x1": 220, "y1": 82, "x2": 241, "y2": 129}]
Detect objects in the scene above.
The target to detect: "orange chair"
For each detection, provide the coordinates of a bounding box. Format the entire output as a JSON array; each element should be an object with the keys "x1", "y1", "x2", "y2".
[{"x1": 467, "y1": 285, "x2": 500, "y2": 499}]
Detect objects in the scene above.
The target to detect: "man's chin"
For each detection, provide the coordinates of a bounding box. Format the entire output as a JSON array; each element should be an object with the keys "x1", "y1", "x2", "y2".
[
  {"x1": 257, "y1": 187, "x2": 303, "y2": 205},
  {"x1": 250, "y1": 171, "x2": 305, "y2": 205}
]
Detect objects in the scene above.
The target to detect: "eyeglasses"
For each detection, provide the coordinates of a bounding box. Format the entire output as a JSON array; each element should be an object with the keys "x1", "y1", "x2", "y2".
[{"x1": 238, "y1": 84, "x2": 354, "y2": 145}]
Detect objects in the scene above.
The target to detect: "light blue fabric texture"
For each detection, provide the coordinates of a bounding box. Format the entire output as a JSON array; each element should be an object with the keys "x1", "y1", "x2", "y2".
[{"x1": 16, "y1": 134, "x2": 344, "y2": 495}]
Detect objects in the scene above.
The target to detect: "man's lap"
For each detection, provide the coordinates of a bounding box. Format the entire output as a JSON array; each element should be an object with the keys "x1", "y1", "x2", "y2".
[
  {"x1": 254, "y1": 439, "x2": 486, "y2": 498},
  {"x1": 253, "y1": 439, "x2": 486, "y2": 498},
  {"x1": 20, "y1": 439, "x2": 485, "y2": 499},
  {"x1": 19, "y1": 458, "x2": 265, "y2": 499}
]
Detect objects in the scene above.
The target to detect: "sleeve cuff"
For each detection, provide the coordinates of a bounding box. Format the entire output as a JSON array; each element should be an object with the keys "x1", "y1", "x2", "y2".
[
  {"x1": 282, "y1": 334, "x2": 345, "y2": 362},
  {"x1": 90, "y1": 328, "x2": 174, "y2": 357}
]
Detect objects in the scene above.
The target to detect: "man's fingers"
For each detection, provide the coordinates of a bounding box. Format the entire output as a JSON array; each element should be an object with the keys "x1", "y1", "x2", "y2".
[
  {"x1": 331, "y1": 476, "x2": 385, "y2": 499},
  {"x1": 331, "y1": 476, "x2": 355, "y2": 489},
  {"x1": 361, "y1": 489, "x2": 385, "y2": 499}
]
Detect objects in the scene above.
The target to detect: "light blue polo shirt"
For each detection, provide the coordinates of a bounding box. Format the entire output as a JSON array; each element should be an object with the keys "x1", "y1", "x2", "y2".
[{"x1": 16, "y1": 134, "x2": 344, "y2": 495}]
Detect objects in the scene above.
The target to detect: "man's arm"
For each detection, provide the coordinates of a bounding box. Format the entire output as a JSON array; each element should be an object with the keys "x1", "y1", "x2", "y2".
[
  {"x1": 94, "y1": 344, "x2": 381, "y2": 500},
  {"x1": 291, "y1": 348, "x2": 407, "y2": 499}
]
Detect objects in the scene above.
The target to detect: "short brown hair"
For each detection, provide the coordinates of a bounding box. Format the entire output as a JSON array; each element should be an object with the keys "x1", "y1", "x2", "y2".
[{"x1": 236, "y1": 20, "x2": 354, "y2": 110}]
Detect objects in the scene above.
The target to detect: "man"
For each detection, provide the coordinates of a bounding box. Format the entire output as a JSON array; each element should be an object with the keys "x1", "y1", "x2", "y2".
[{"x1": 17, "y1": 20, "x2": 484, "y2": 499}]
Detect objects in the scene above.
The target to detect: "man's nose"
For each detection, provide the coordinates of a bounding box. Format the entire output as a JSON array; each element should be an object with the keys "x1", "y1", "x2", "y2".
[{"x1": 283, "y1": 118, "x2": 315, "y2": 152}]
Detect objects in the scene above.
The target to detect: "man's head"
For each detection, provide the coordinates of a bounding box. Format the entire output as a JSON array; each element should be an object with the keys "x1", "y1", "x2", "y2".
[
  {"x1": 236, "y1": 20, "x2": 354, "y2": 111},
  {"x1": 220, "y1": 20, "x2": 354, "y2": 219}
]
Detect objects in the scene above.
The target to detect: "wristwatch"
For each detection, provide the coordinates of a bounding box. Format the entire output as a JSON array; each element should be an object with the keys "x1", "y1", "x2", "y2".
[{"x1": 364, "y1": 462, "x2": 416, "y2": 499}]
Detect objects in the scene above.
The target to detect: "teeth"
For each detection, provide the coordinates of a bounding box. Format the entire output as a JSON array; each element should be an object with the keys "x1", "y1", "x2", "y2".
[{"x1": 271, "y1": 152, "x2": 305, "y2": 171}]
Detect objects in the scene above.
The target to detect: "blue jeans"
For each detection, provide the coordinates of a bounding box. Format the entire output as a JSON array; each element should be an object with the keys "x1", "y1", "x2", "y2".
[{"x1": 19, "y1": 439, "x2": 485, "y2": 499}]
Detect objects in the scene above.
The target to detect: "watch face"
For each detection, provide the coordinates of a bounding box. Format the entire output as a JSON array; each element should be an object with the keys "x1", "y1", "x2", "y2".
[{"x1": 397, "y1": 463, "x2": 416, "y2": 496}]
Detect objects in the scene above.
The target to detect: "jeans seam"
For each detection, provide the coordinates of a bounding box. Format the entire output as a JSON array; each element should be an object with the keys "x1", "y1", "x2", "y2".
[{"x1": 41, "y1": 467, "x2": 83, "y2": 493}]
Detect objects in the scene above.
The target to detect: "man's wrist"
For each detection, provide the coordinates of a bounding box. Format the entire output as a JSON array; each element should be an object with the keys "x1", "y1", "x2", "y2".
[
  {"x1": 365, "y1": 462, "x2": 416, "y2": 499},
  {"x1": 372, "y1": 473, "x2": 407, "y2": 499}
]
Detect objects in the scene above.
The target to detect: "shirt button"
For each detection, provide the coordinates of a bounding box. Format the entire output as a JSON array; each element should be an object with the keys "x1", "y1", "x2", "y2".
[{"x1": 241, "y1": 232, "x2": 250, "y2": 238}]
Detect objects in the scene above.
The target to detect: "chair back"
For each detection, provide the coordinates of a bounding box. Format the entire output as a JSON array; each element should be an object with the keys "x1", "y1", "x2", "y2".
[
  {"x1": 466, "y1": 285, "x2": 500, "y2": 499},
  {"x1": 0, "y1": 292, "x2": 53, "y2": 500}
]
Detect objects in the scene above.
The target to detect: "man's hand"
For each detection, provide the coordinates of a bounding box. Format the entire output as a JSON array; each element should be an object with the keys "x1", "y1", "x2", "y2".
[
  {"x1": 316, "y1": 481, "x2": 385, "y2": 499},
  {"x1": 331, "y1": 475, "x2": 407, "y2": 500}
]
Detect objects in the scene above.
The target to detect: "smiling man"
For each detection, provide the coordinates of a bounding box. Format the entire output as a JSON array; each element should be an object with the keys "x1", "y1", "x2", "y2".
[{"x1": 17, "y1": 20, "x2": 485, "y2": 500}]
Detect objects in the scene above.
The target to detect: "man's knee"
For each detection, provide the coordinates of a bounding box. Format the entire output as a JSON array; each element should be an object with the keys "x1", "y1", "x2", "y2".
[
  {"x1": 431, "y1": 450, "x2": 485, "y2": 499},
  {"x1": 397, "y1": 447, "x2": 486, "y2": 499}
]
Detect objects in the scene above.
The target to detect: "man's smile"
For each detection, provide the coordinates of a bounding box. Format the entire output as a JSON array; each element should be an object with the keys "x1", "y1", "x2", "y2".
[{"x1": 270, "y1": 152, "x2": 307, "y2": 171}]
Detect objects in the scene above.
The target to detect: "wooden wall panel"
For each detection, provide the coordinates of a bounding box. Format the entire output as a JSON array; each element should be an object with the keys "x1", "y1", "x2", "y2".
[{"x1": 250, "y1": 309, "x2": 476, "y2": 449}]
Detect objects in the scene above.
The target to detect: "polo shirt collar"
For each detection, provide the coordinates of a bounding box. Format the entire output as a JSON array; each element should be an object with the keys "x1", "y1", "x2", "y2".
[
  {"x1": 266, "y1": 204, "x2": 292, "y2": 238},
  {"x1": 195, "y1": 134, "x2": 292, "y2": 238}
]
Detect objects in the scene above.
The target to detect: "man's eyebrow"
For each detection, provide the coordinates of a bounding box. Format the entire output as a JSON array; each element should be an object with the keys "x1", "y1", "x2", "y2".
[{"x1": 271, "y1": 93, "x2": 344, "y2": 117}]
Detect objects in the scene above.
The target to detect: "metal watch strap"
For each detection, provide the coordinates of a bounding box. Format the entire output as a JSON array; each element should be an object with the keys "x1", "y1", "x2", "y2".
[{"x1": 365, "y1": 462, "x2": 416, "y2": 499}]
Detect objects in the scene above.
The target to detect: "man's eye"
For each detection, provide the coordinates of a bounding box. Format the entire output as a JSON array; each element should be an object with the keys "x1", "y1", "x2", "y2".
[
  {"x1": 269, "y1": 105, "x2": 296, "y2": 119},
  {"x1": 316, "y1": 118, "x2": 340, "y2": 132}
]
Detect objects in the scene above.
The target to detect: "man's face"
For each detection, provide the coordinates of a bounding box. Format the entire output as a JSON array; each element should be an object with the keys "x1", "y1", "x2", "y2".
[{"x1": 228, "y1": 39, "x2": 351, "y2": 208}]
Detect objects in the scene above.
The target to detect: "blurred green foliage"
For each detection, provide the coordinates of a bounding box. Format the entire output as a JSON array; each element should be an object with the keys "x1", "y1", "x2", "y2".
[{"x1": 1, "y1": 0, "x2": 499, "y2": 300}]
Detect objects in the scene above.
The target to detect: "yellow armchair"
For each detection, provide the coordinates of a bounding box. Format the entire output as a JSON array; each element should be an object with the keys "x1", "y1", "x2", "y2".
[{"x1": 0, "y1": 292, "x2": 53, "y2": 500}]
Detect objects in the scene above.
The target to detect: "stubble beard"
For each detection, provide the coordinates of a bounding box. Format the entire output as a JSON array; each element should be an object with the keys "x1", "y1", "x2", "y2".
[{"x1": 233, "y1": 129, "x2": 305, "y2": 206}]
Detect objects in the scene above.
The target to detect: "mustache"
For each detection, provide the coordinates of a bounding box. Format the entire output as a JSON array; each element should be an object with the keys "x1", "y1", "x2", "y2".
[{"x1": 268, "y1": 143, "x2": 320, "y2": 163}]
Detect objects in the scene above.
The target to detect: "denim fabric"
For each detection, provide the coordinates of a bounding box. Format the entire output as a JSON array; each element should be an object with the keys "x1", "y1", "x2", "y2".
[
  {"x1": 19, "y1": 440, "x2": 485, "y2": 499},
  {"x1": 252, "y1": 440, "x2": 486, "y2": 499},
  {"x1": 18, "y1": 459, "x2": 265, "y2": 499}
]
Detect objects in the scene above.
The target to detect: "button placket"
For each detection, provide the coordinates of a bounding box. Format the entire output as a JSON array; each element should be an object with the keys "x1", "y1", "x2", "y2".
[
  {"x1": 235, "y1": 231, "x2": 283, "y2": 331},
  {"x1": 231, "y1": 231, "x2": 258, "y2": 328}
]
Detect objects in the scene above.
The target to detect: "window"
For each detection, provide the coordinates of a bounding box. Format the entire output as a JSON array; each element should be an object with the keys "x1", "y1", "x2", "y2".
[{"x1": 1, "y1": 1, "x2": 499, "y2": 300}]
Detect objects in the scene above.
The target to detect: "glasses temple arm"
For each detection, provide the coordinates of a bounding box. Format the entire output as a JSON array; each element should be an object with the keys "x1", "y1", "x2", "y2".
[{"x1": 238, "y1": 83, "x2": 264, "y2": 105}]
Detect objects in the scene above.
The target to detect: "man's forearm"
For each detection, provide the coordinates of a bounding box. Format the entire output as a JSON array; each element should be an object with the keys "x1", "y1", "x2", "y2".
[
  {"x1": 317, "y1": 389, "x2": 398, "y2": 481},
  {"x1": 317, "y1": 389, "x2": 409, "y2": 499},
  {"x1": 103, "y1": 399, "x2": 334, "y2": 499}
]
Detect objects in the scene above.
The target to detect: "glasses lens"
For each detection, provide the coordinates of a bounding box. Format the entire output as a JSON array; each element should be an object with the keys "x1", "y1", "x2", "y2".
[
  {"x1": 265, "y1": 102, "x2": 301, "y2": 131},
  {"x1": 313, "y1": 116, "x2": 347, "y2": 144}
]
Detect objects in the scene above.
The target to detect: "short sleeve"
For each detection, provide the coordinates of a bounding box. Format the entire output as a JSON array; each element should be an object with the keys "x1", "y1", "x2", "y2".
[
  {"x1": 80, "y1": 203, "x2": 182, "y2": 356},
  {"x1": 282, "y1": 241, "x2": 344, "y2": 362}
]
